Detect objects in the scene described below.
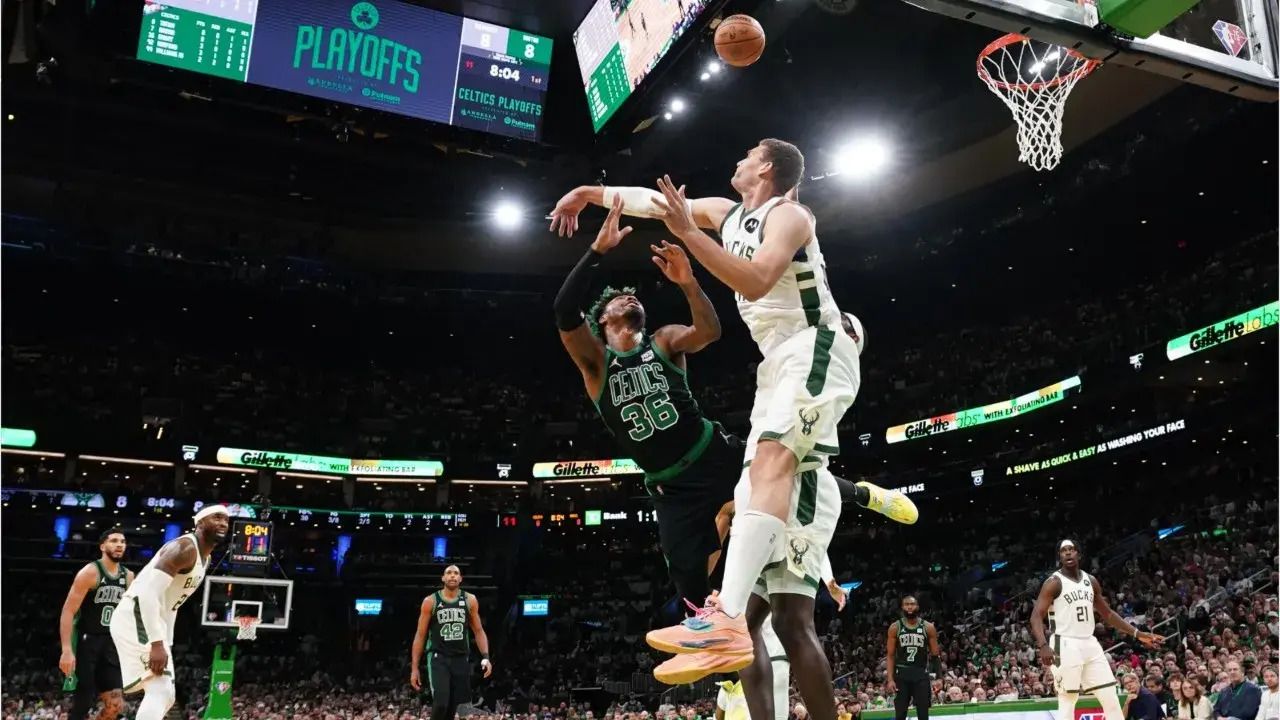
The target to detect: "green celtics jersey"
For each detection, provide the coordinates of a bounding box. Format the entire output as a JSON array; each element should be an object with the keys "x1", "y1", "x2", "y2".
[
  {"x1": 894, "y1": 618, "x2": 929, "y2": 676},
  {"x1": 593, "y1": 333, "x2": 711, "y2": 479},
  {"x1": 427, "y1": 590, "x2": 470, "y2": 657},
  {"x1": 78, "y1": 560, "x2": 127, "y2": 635}
]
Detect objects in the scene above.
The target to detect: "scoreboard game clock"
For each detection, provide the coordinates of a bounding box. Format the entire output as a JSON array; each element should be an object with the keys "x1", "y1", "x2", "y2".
[{"x1": 230, "y1": 519, "x2": 274, "y2": 566}]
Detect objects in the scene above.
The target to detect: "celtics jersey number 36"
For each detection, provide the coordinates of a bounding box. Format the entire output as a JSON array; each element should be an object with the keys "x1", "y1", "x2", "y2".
[{"x1": 592, "y1": 333, "x2": 710, "y2": 476}]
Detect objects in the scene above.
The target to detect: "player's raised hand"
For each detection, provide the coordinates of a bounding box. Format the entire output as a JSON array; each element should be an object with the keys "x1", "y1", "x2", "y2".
[
  {"x1": 59, "y1": 649, "x2": 76, "y2": 678},
  {"x1": 651, "y1": 241, "x2": 693, "y2": 286},
  {"x1": 654, "y1": 175, "x2": 696, "y2": 239},
  {"x1": 1136, "y1": 630, "x2": 1166, "y2": 650},
  {"x1": 591, "y1": 195, "x2": 633, "y2": 254},
  {"x1": 549, "y1": 188, "x2": 589, "y2": 237}
]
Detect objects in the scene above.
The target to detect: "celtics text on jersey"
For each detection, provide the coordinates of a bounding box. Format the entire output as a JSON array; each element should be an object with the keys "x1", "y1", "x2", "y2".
[
  {"x1": 428, "y1": 590, "x2": 471, "y2": 657},
  {"x1": 592, "y1": 333, "x2": 711, "y2": 477},
  {"x1": 79, "y1": 560, "x2": 128, "y2": 635},
  {"x1": 894, "y1": 619, "x2": 929, "y2": 677}
]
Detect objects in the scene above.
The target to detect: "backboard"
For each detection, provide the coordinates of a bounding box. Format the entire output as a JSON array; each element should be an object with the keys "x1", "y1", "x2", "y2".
[
  {"x1": 200, "y1": 576, "x2": 294, "y2": 631},
  {"x1": 902, "y1": 0, "x2": 1277, "y2": 100}
]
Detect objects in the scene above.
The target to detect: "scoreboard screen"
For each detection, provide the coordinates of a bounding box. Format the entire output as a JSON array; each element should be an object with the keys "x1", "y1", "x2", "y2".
[
  {"x1": 137, "y1": 0, "x2": 552, "y2": 141},
  {"x1": 573, "y1": 0, "x2": 711, "y2": 131},
  {"x1": 230, "y1": 519, "x2": 274, "y2": 565}
]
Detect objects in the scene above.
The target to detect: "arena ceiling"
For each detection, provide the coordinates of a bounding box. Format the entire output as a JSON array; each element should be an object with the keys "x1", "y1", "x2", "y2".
[{"x1": 2, "y1": 0, "x2": 1270, "y2": 273}]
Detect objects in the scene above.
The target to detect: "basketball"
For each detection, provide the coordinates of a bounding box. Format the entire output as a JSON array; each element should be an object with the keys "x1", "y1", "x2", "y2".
[{"x1": 715, "y1": 14, "x2": 765, "y2": 67}]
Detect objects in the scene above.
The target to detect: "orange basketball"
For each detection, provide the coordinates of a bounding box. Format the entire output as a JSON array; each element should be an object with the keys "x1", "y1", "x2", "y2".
[{"x1": 715, "y1": 14, "x2": 765, "y2": 68}]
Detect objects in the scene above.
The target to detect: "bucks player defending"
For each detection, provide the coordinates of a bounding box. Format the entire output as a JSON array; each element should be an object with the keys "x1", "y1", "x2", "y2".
[
  {"x1": 59, "y1": 528, "x2": 133, "y2": 720},
  {"x1": 1031, "y1": 540, "x2": 1165, "y2": 720},
  {"x1": 410, "y1": 565, "x2": 493, "y2": 720},
  {"x1": 109, "y1": 505, "x2": 226, "y2": 719},
  {"x1": 552, "y1": 194, "x2": 742, "y2": 627},
  {"x1": 886, "y1": 596, "x2": 941, "y2": 720}
]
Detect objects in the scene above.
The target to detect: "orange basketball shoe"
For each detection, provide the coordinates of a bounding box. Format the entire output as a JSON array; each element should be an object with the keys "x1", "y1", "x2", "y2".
[
  {"x1": 645, "y1": 602, "x2": 752, "y2": 655},
  {"x1": 653, "y1": 649, "x2": 753, "y2": 685}
]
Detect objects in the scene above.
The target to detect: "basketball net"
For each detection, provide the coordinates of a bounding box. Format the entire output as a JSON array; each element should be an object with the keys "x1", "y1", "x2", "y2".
[
  {"x1": 977, "y1": 34, "x2": 1099, "y2": 171},
  {"x1": 236, "y1": 616, "x2": 260, "y2": 641}
]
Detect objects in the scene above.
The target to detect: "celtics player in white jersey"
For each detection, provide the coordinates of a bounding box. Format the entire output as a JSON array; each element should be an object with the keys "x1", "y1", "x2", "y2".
[
  {"x1": 1031, "y1": 540, "x2": 1166, "y2": 720},
  {"x1": 109, "y1": 505, "x2": 226, "y2": 719},
  {"x1": 550, "y1": 139, "x2": 914, "y2": 720}
]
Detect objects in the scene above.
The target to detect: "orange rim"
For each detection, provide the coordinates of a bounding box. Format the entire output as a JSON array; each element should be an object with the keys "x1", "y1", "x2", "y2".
[{"x1": 976, "y1": 33, "x2": 1100, "y2": 92}]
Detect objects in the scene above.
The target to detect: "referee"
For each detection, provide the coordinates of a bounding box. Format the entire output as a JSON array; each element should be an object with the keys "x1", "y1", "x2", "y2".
[{"x1": 886, "y1": 595, "x2": 941, "y2": 720}]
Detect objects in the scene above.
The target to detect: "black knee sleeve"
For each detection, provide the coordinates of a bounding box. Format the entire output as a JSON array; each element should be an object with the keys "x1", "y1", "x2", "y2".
[{"x1": 69, "y1": 686, "x2": 97, "y2": 720}]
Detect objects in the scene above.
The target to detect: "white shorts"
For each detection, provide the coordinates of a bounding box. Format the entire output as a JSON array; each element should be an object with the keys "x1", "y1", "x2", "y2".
[
  {"x1": 1051, "y1": 635, "x2": 1115, "y2": 694},
  {"x1": 738, "y1": 466, "x2": 842, "y2": 599},
  {"x1": 744, "y1": 324, "x2": 860, "y2": 471},
  {"x1": 109, "y1": 597, "x2": 175, "y2": 693}
]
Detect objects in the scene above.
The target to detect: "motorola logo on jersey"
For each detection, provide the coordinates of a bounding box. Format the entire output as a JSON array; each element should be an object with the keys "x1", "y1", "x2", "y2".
[{"x1": 744, "y1": 218, "x2": 760, "y2": 233}]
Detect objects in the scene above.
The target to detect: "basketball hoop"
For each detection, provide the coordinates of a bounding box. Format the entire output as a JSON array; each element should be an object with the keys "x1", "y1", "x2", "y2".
[
  {"x1": 235, "y1": 616, "x2": 260, "y2": 641},
  {"x1": 976, "y1": 34, "x2": 1100, "y2": 171}
]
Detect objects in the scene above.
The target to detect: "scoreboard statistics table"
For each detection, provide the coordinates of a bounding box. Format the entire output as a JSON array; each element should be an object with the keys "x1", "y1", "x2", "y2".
[{"x1": 138, "y1": 0, "x2": 552, "y2": 141}]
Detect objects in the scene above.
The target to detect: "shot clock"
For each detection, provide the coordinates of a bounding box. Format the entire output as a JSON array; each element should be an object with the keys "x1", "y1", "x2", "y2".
[{"x1": 230, "y1": 519, "x2": 274, "y2": 566}]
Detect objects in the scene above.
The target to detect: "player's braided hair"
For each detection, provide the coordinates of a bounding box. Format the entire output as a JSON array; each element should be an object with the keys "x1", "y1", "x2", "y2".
[{"x1": 587, "y1": 285, "x2": 637, "y2": 338}]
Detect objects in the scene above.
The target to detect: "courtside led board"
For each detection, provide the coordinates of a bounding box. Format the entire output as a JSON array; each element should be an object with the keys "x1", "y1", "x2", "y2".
[{"x1": 137, "y1": 0, "x2": 551, "y2": 140}]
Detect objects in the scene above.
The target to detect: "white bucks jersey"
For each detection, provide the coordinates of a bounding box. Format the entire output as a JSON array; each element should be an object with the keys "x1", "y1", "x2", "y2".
[
  {"x1": 719, "y1": 197, "x2": 842, "y2": 356},
  {"x1": 1050, "y1": 570, "x2": 1096, "y2": 638},
  {"x1": 121, "y1": 534, "x2": 209, "y2": 632}
]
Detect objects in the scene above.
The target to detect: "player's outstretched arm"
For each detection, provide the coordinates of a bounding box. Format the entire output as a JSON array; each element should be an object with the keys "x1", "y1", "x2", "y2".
[
  {"x1": 468, "y1": 595, "x2": 493, "y2": 678},
  {"x1": 554, "y1": 197, "x2": 627, "y2": 396},
  {"x1": 654, "y1": 176, "x2": 809, "y2": 302},
  {"x1": 550, "y1": 185, "x2": 735, "y2": 237},
  {"x1": 59, "y1": 564, "x2": 99, "y2": 677},
  {"x1": 1090, "y1": 576, "x2": 1164, "y2": 648},
  {"x1": 409, "y1": 595, "x2": 435, "y2": 690},
  {"x1": 926, "y1": 621, "x2": 943, "y2": 676},
  {"x1": 1030, "y1": 575, "x2": 1061, "y2": 667},
  {"x1": 651, "y1": 241, "x2": 721, "y2": 359}
]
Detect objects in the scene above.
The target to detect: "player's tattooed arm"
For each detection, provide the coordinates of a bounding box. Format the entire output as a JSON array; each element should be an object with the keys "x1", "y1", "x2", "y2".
[
  {"x1": 555, "y1": 198, "x2": 624, "y2": 395},
  {"x1": 1090, "y1": 576, "x2": 1165, "y2": 649},
  {"x1": 656, "y1": 176, "x2": 810, "y2": 301},
  {"x1": 409, "y1": 594, "x2": 436, "y2": 690},
  {"x1": 652, "y1": 241, "x2": 721, "y2": 358},
  {"x1": 1030, "y1": 574, "x2": 1061, "y2": 667},
  {"x1": 153, "y1": 538, "x2": 198, "y2": 576},
  {"x1": 59, "y1": 564, "x2": 100, "y2": 675}
]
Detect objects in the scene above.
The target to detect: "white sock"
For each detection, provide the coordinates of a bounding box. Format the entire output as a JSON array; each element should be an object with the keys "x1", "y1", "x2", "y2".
[
  {"x1": 1097, "y1": 688, "x2": 1125, "y2": 720},
  {"x1": 720, "y1": 510, "x2": 785, "y2": 617},
  {"x1": 136, "y1": 676, "x2": 176, "y2": 720},
  {"x1": 772, "y1": 659, "x2": 791, "y2": 720}
]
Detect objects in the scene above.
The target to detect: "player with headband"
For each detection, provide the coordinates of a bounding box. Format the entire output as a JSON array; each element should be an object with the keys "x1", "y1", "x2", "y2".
[{"x1": 109, "y1": 505, "x2": 228, "y2": 719}]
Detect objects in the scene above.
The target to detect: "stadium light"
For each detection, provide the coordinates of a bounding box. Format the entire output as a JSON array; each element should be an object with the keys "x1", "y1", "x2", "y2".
[
  {"x1": 833, "y1": 137, "x2": 891, "y2": 180},
  {"x1": 700, "y1": 72, "x2": 711, "y2": 81},
  {"x1": 664, "y1": 112, "x2": 674, "y2": 120},
  {"x1": 493, "y1": 201, "x2": 522, "y2": 229},
  {"x1": 670, "y1": 98, "x2": 686, "y2": 113},
  {"x1": 707, "y1": 61, "x2": 721, "y2": 75}
]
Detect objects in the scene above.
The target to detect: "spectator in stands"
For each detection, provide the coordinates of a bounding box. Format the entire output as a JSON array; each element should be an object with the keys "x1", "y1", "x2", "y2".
[
  {"x1": 1125, "y1": 673, "x2": 1165, "y2": 720},
  {"x1": 1214, "y1": 661, "x2": 1262, "y2": 720},
  {"x1": 1181, "y1": 678, "x2": 1215, "y2": 720},
  {"x1": 1258, "y1": 667, "x2": 1279, "y2": 720}
]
